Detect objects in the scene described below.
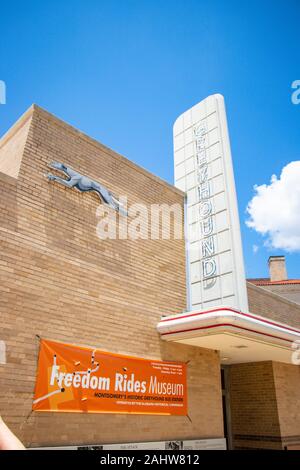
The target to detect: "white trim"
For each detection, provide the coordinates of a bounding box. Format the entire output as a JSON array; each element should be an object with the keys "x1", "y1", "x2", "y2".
[{"x1": 157, "y1": 307, "x2": 300, "y2": 348}]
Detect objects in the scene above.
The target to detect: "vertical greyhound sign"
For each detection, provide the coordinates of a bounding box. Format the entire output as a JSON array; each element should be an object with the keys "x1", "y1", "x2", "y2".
[{"x1": 173, "y1": 94, "x2": 248, "y2": 312}]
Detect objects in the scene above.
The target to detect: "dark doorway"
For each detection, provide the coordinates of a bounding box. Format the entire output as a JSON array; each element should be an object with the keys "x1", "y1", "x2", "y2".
[{"x1": 221, "y1": 366, "x2": 232, "y2": 450}]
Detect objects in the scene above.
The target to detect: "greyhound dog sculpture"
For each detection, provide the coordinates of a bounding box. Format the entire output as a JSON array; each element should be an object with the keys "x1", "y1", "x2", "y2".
[{"x1": 46, "y1": 162, "x2": 127, "y2": 216}]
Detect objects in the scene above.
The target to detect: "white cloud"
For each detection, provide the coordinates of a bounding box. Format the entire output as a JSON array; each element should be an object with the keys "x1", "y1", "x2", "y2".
[
  {"x1": 252, "y1": 244, "x2": 259, "y2": 254},
  {"x1": 246, "y1": 161, "x2": 300, "y2": 252}
]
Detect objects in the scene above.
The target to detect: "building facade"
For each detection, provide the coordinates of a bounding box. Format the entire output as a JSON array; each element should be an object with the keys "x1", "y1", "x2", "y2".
[{"x1": 0, "y1": 99, "x2": 300, "y2": 450}]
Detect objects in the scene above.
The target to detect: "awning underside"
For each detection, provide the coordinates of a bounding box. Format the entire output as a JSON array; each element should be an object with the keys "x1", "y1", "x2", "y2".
[{"x1": 157, "y1": 307, "x2": 300, "y2": 365}]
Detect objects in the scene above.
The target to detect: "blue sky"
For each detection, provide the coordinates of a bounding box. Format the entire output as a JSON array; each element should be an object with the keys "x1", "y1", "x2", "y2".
[{"x1": 0, "y1": 0, "x2": 299, "y2": 279}]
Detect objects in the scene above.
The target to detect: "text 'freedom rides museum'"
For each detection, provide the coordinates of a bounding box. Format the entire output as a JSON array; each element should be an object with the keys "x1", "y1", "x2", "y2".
[{"x1": 1, "y1": 95, "x2": 300, "y2": 450}]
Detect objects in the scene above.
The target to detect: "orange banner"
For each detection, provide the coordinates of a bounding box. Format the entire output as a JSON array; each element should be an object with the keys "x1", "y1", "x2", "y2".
[{"x1": 33, "y1": 339, "x2": 188, "y2": 415}]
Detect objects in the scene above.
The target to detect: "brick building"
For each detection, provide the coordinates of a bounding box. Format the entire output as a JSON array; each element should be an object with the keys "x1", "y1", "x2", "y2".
[
  {"x1": 248, "y1": 256, "x2": 300, "y2": 305},
  {"x1": 0, "y1": 102, "x2": 300, "y2": 450}
]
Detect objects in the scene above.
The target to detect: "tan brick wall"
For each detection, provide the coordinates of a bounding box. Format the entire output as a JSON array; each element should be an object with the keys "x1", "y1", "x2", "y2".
[
  {"x1": 0, "y1": 105, "x2": 224, "y2": 448},
  {"x1": 229, "y1": 362, "x2": 282, "y2": 450},
  {"x1": 245, "y1": 280, "x2": 300, "y2": 449},
  {"x1": 247, "y1": 282, "x2": 300, "y2": 329},
  {"x1": 229, "y1": 361, "x2": 300, "y2": 450},
  {"x1": 255, "y1": 283, "x2": 300, "y2": 305},
  {"x1": 272, "y1": 362, "x2": 300, "y2": 449}
]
